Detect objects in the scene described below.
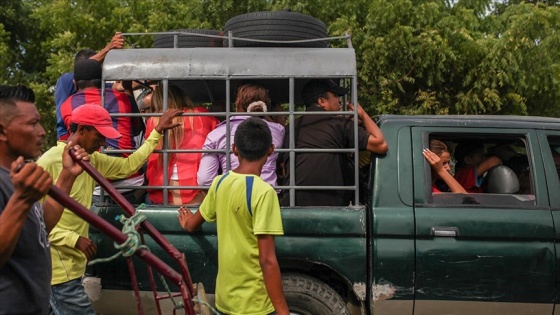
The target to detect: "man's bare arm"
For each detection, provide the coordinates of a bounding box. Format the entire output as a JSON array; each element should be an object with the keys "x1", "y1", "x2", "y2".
[
  {"x1": 0, "y1": 160, "x2": 51, "y2": 267},
  {"x1": 347, "y1": 102, "x2": 388, "y2": 154},
  {"x1": 42, "y1": 142, "x2": 88, "y2": 232},
  {"x1": 90, "y1": 32, "x2": 125, "y2": 63}
]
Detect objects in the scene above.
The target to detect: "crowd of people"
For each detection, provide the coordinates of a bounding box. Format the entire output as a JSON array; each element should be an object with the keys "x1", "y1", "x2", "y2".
[
  {"x1": 0, "y1": 30, "x2": 391, "y2": 315},
  {"x1": 2, "y1": 30, "x2": 558, "y2": 315}
]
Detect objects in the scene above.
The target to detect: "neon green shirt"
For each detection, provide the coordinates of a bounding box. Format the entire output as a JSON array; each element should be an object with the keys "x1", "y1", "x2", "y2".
[
  {"x1": 200, "y1": 171, "x2": 283, "y2": 315},
  {"x1": 37, "y1": 129, "x2": 162, "y2": 285}
]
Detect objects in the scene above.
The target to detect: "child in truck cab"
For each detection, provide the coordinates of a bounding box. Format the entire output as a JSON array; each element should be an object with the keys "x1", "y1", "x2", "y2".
[
  {"x1": 453, "y1": 141, "x2": 503, "y2": 193},
  {"x1": 178, "y1": 117, "x2": 289, "y2": 315},
  {"x1": 423, "y1": 140, "x2": 466, "y2": 193}
]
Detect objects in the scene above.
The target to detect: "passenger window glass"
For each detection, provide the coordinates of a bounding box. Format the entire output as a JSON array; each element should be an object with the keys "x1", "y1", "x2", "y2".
[
  {"x1": 548, "y1": 136, "x2": 560, "y2": 184},
  {"x1": 424, "y1": 134, "x2": 536, "y2": 207}
]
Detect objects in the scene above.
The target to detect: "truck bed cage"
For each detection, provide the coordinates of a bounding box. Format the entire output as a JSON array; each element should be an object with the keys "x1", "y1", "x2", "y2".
[{"x1": 101, "y1": 34, "x2": 362, "y2": 207}]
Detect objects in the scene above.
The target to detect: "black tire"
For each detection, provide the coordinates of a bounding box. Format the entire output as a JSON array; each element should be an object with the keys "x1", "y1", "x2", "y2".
[
  {"x1": 283, "y1": 273, "x2": 351, "y2": 315},
  {"x1": 153, "y1": 29, "x2": 224, "y2": 48},
  {"x1": 224, "y1": 11, "x2": 329, "y2": 48}
]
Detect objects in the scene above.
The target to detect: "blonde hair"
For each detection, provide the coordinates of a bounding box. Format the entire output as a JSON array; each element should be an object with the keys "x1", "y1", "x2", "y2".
[{"x1": 151, "y1": 85, "x2": 195, "y2": 165}]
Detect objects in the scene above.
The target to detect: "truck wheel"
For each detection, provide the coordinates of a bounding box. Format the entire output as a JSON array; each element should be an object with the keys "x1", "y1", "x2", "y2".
[
  {"x1": 224, "y1": 11, "x2": 329, "y2": 48},
  {"x1": 283, "y1": 273, "x2": 351, "y2": 315},
  {"x1": 153, "y1": 29, "x2": 223, "y2": 48}
]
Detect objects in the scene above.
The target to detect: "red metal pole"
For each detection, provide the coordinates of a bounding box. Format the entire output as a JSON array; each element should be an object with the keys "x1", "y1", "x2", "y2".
[
  {"x1": 69, "y1": 150, "x2": 196, "y2": 298},
  {"x1": 46, "y1": 185, "x2": 196, "y2": 315},
  {"x1": 126, "y1": 257, "x2": 145, "y2": 315}
]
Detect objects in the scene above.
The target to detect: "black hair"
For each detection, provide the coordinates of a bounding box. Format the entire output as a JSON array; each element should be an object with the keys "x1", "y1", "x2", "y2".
[
  {"x1": 69, "y1": 122, "x2": 79, "y2": 133},
  {"x1": 69, "y1": 122, "x2": 94, "y2": 133},
  {"x1": 74, "y1": 49, "x2": 97, "y2": 65},
  {"x1": 0, "y1": 85, "x2": 35, "y2": 103},
  {"x1": 234, "y1": 117, "x2": 272, "y2": 162},
  {"x1": 0, "y1": 98, "x2": 18, "y2": 123},
  {"x1": 454, "y1": 141, "x2": 485, "y2": 168},
  {"x1": 303, "y1": 91, "x2": 329, "y2": 107},
  {"x1": 75, "y1": 79, "x2": 102, "y2": 90}
]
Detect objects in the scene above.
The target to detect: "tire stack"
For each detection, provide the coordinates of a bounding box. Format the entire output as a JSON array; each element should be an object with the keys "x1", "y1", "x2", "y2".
[
  {"x1": 224, "y1": 11, "x2": 329, "y2": 48},
  {"x1": 153, "y1": 11, "x2": 328, "y2": 48}
]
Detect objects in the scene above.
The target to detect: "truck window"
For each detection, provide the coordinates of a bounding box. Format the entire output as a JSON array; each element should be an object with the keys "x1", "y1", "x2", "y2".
[
  {"x1": 548, "y1": 136, "x2": 560, "y2": 183},
  {"x1": 424, "y1": 134, "x2": 536, "y2": 207}
]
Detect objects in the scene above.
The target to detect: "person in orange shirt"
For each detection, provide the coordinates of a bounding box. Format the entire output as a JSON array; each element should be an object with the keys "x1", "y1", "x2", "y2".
[{"x1": 145, "y1": 85, "x2": 218, "y2": 205}]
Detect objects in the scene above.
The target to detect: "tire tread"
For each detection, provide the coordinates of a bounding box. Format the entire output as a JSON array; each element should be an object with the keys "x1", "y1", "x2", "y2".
[{"x1": 283, "y1": 273, "x2": 351, "y2": 315}]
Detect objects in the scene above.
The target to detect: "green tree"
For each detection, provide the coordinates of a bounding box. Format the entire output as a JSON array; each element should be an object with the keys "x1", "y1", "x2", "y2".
[
  {"x1": 1, "y1": 0, "x2": 559, "y2": 147},
  {"x1": 357, "y1": 0, "x2": 559, "y2": 116}
]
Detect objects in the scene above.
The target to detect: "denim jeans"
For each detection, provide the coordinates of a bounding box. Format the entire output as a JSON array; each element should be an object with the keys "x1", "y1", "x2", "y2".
[
  {"x1": 217, "y1": 312, "x2": 276, "y2": 315},
  {"x1": 49, "y1": 278, "x2": 97, "y2": 315}
]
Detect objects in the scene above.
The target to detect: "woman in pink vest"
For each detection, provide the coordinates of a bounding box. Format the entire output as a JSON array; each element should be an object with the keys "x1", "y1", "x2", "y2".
[{"x1": 145, "y1": 85, "x2": 218, "y2": 204}]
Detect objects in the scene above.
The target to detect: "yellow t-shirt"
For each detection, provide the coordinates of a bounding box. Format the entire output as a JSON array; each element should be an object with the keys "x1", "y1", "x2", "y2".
[
  {"x1": 37, "y1": 129, "x2": 162, "y2": 285},
  {"x1": 200, "y1": 171, "x2": 283, "y2": 315}
]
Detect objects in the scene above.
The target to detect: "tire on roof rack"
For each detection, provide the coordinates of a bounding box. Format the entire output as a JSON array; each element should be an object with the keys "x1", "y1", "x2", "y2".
[
  {"x1": 153, "y1": 29, "x2": 224, "y2": 48},
  {"x1": 224, "y1": 11, "x2": 329, "y2": 48}
]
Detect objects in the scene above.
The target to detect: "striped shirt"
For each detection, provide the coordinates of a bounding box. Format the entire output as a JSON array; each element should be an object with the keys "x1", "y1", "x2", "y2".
[{"x1": 58, "y1": 87, "x2": 144, "y2": 154}]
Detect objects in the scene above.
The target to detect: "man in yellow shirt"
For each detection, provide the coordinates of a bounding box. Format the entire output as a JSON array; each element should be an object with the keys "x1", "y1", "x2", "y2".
[{"x1": 38, "y1": 104, "x2": 182, "y2": 314}]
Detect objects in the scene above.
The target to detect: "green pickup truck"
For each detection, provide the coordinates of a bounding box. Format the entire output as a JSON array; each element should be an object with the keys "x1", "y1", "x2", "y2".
[{"x1": 88, "y1": 32, "x2": 560, "y2": 315}]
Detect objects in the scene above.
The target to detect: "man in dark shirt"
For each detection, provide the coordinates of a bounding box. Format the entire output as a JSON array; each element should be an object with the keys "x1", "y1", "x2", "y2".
[
  {"x1": 281, "y1": 79, "x2": 388, "y2": 206},
  {"x1": 0, "y1": 85, "x2": 87, "y2": 315}
]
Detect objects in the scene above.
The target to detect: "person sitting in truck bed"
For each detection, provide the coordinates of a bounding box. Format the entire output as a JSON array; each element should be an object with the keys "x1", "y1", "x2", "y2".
[
  {"x1": 280, "y1": 79, "x2": 388, "y2": 206},
  {"x1": 55, "y1": 32, "x2": 125, "y2": 140},
  {"x1": 59, "y1": 59, "x2": 146, "y2": 204},
  {"x1": 145, "y1": 85, "x2": 218, "y2": 205},
  {"x1": 197, "y1": 83, "x2": 285, "y2": 188}
]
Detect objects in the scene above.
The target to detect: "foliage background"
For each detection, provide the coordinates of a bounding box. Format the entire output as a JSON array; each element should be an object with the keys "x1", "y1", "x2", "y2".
[{"x1": 1, "y1": 0, "x2": 559, "y2": 147}]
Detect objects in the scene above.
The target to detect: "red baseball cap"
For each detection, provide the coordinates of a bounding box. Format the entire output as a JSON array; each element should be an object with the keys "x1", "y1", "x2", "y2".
[{"x1": 71, "y1": 104, "x2": 122, "y2": 139}]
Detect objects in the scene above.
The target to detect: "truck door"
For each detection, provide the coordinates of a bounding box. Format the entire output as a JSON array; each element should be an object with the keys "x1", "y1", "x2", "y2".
[
  {"x1": 412, "y1": 127, "x2": 555, "y2": 315},
  {"x1": 538, "y1": 132, "x2": 560, "y2": 315}
]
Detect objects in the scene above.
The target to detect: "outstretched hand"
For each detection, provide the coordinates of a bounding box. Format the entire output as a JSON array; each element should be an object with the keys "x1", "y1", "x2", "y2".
[{"x1": 155, "y1": 109, "x2": 183, "y2": 133}]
